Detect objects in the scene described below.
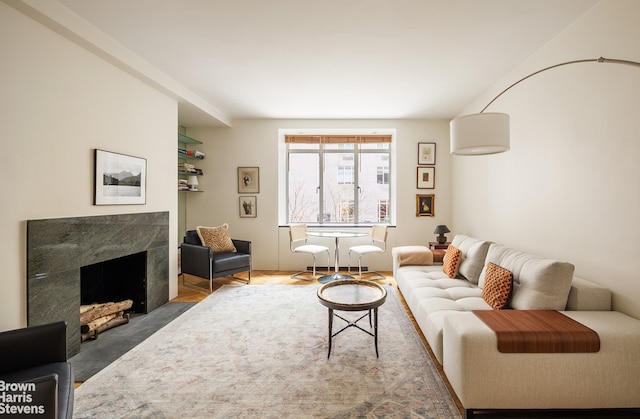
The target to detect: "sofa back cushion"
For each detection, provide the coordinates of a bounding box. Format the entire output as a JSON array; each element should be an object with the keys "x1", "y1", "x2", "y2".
[
  {"x1": 450, "y1": 235, "x2": 491, "y2": 284},
  {"x1": 479, "y1": 243, "x2": 575, "y2": 310}
]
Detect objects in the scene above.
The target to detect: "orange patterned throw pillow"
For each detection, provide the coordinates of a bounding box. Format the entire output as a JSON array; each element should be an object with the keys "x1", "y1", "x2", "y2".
[
  {"x1": 196, "y1": 224, "x2": 237, "y2": 253},
  {"x1": 482, "y1": 262, "x2": 513, "y2": 310},
  {"x1": 442, "y1": 245, "x2": 462, "y2": 278}
]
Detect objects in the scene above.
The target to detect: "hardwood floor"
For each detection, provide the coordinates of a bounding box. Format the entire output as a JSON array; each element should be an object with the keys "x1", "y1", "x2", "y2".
[{"x1": 173, "y1": 270, "x2": 397, "y2": 303}]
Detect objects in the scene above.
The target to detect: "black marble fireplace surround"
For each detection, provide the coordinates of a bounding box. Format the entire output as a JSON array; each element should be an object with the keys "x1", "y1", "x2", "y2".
[{"x1": 27, "y1": 212, "x2": 169, "y2": 356}]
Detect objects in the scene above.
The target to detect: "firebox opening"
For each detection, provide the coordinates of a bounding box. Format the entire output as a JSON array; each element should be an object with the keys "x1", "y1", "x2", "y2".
[{"x1": 81, "y1": 251, "x2": 147, "y2": 314}]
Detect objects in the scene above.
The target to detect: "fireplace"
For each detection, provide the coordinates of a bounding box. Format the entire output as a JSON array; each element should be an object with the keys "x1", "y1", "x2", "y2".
[
  {"x1": 27, "y1": 212, "x2": 169, "y2": 357},
  {"x1": 81, "y1": 251, "x2": 147, "y2": 314}
]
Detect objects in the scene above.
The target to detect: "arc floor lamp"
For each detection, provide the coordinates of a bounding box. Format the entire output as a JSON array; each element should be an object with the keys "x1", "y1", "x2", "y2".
[{"x1": 450, "y1": 57, "x2": 640, "y2": 156}]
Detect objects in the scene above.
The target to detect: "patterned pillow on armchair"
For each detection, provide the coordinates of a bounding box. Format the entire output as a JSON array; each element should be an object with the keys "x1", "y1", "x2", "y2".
[{"x1": 196, "y1": 223, "x2": 237, "y2": 253}]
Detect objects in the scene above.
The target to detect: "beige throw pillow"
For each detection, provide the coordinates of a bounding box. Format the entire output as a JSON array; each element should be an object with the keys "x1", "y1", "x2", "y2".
[{"x1": 196, "y1": 224, "x2": 237, "y2": 253}]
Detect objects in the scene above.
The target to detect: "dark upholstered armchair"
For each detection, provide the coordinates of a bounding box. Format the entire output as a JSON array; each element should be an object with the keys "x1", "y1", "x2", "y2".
[
  {"x1": 0, "y1": 321, "x2": 74, "y2": 419},
  {"x1": 181, "y1": 230, "x2": 251, "y2": 292}
]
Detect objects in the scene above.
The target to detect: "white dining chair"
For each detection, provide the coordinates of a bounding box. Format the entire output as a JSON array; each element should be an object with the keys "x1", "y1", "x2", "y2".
[
  {"x1": 289, "y1": 224, "x2": 330, "y2": 280},
  {"x1": 347, "y1": 225, "x2": 388, "y2": 279}
]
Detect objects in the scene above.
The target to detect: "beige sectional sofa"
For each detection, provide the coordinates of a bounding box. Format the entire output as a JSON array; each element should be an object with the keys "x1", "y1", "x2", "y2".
[{"x1": 392, "y1": 235, "x2": 640, "y2": 418}]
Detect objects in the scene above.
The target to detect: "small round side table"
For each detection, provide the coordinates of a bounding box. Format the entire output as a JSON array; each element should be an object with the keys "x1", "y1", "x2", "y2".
[{"x1": 317, "y1": 280, "x2": 387, "y2": 358}]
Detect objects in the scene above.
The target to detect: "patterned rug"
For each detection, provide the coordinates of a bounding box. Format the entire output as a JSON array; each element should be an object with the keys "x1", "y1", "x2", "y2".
[{"x1": 74, "y1": 284, "x2": 460, "y2": 418}]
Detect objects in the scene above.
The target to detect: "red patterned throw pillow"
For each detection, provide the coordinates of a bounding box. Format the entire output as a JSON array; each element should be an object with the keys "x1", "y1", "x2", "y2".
[
  {"x1": 482, "y1": 262, "x2": 513, "y2": 310},
  {"x1": 442, "y1": 245, "x2": 462, "y2": 278}
]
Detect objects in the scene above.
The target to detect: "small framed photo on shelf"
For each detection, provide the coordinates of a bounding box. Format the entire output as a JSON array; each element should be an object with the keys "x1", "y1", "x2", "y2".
[
  {"x1": 416, "y1": 194, "x2": 435, "y2": 217},
  {"x1": 239, "y1": 196, "x2": 257, "y2": 218},
  {"x1": 238, "y1": 167, "x2": 260, "y2": 193},
  {"x1": 94, "y1": 149, "x2": 146, "y2": 205},
  {"x1": 418, "y1": 142, "x2": 436, "y2": 165},
  {"x1": 417, "y1": 167, "x2": 435, "y2": 189}
]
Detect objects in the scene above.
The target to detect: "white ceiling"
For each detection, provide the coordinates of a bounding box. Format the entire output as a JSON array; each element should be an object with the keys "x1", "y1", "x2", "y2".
[{"x1": 57, "y1": 0, "x2": 598, "y2": 126}]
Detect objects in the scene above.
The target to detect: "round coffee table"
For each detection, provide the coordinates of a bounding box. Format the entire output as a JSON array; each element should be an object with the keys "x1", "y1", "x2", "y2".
[{"x1": 317, "y1": 279, "x2": 387, "y2": 358}]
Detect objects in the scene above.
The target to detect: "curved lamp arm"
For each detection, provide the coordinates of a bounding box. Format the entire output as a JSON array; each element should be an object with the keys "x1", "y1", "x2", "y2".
[{"x1": 480, "y1": 57, "x2": 640, "y2": 113}]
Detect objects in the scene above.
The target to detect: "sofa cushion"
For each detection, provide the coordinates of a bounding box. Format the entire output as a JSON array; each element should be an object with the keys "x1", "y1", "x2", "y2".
[
  {"x1": 479, "y1": 244, "x2": 574, "y2": 310},
  {"x1": 481, "y1": 263, "x2": 513, "y2": 310},
  {"x1": 196, "y1": 224, "x2": 237, "y2": 253},
  {"x1": 392, "y1": 246, "x2": 433, "y2": 267},
  {"x1": 212, "y1": 252, "x2": 251, "y2": 272},
  {"x1": 566, "y1": 277, "x2": 612, "y2": 311},
  {"x1": 442, "y1": 245, "x2": 462, "y2": 278},
  {"x1": 450, "y1": 235, "x2": 491, "y2": 284}
]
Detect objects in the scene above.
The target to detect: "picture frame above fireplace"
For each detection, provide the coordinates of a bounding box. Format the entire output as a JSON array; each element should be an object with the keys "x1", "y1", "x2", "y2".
[{"x1": 94, "y1": 149, "x2": 147, "y2": 205}]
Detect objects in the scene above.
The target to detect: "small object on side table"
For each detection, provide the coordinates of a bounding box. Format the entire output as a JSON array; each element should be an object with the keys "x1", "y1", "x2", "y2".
[{"x1": 433, "y1": 225, "x2": 450, "y2": 244}]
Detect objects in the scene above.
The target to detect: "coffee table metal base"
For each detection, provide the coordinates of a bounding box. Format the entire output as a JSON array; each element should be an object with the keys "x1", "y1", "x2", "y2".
[{"x1": 327, "y1": 308, "x2": 378, "y2": 358}]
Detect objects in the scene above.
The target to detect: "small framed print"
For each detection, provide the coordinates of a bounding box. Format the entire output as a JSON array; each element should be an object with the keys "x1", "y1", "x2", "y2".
[
  {"x1": 418, "y1": 142, "x2": 436, "y2": 165},
  {"x1": 239, "y1": 196, "x2": 257, "y2": 218},
  {"x1": 417, "y1": 167, "x2": 435, "y2": 189},
  {"x1": 238, "y1": 167, "x2": 259, "y2": 193},
  {"x1": 416, "y1": 194, "x2": 435, "y2": 217}
]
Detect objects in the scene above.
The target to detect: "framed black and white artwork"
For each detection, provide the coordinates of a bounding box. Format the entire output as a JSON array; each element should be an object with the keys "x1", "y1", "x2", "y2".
[
  {"x1": 239, "y1": 196, "x2": 257, "y2": 218},
  {"x1": 94, "y1": 149, "x2": 146, "y2": 205}
]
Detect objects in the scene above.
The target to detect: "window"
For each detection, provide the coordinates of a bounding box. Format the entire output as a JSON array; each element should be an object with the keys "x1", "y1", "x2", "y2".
[
  {"x1": 337, "y1": 166, "x2": 354, "y2": 184},
  {"x1": 377, "y1": 166, "x2": 389, "y2": 185},
  {"x1": 284, "y1": 133, "x2": 392, "y2": 224}
]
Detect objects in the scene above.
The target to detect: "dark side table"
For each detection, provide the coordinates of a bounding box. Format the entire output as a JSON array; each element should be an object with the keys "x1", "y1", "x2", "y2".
[{"x1": 317, "y1": 280, "x2": 387, "y2": 358}]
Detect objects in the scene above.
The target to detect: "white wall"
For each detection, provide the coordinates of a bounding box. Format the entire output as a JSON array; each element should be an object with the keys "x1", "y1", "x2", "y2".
[
  {"x1": 0, "y1": 3, "x2": 179, "y2": 331},
  {"x1": 185, "y1": 119, "x2": 451, "y2": 272},
  {"x1": 452, "y1": 0, "x2": 640, "y2": 318}
]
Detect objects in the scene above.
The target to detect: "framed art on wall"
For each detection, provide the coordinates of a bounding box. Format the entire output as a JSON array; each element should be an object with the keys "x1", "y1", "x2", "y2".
[
  {"x1": 239, "y1": 196, "x2": 257, "y2": 218},
  {"x1": 417, "y1": 167, "x2": 435, "y2": 189},
  {"x1": 238, "y1": 167, "x2": 260, "y2": 193},
  {"x1": 418, "y1": 142, "x2": 436, "y2": 165},
  {"x1": 416, "y1": 194, "x2": 435, "y2": 217},
  {"x1": 94, "y1": 149, "x2": 146, "y2": 205}
]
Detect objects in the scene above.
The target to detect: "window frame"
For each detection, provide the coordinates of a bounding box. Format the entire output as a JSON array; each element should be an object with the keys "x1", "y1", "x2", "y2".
[{"x1": 279, "y1": 129, "x2": 396, "y2": 226}]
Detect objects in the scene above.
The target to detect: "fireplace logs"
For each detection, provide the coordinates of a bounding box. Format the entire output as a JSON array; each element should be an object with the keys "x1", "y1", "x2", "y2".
[{"x1": 80, "y1": 299, "x2": 133, "y2": 342}]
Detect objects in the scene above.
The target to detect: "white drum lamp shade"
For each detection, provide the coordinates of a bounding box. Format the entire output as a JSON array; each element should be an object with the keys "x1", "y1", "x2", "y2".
[{"x1": 450, "y1": 112, "x2": 510, "y2": 155}]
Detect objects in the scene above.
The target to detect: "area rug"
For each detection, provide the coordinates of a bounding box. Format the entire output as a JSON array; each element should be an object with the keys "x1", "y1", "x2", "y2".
[{"x1": 74, "y1": 284, "x2": 461, "y2": 418}]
